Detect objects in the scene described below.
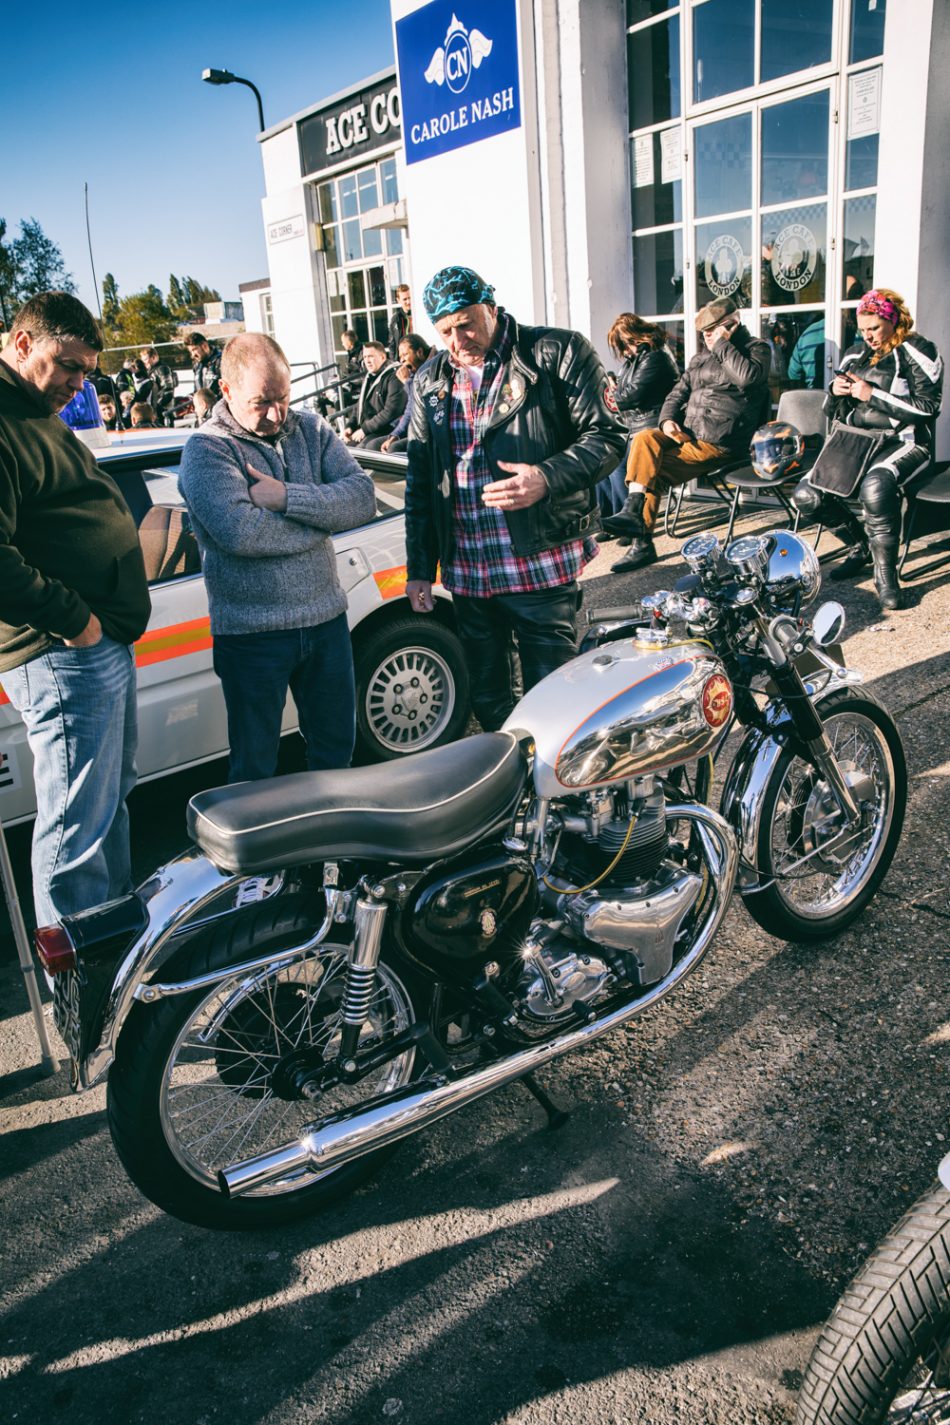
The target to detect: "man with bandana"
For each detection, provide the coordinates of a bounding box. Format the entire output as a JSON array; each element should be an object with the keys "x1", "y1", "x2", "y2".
[{"x1": 404, "y1": 265, "x2": 625, "y2": 731}]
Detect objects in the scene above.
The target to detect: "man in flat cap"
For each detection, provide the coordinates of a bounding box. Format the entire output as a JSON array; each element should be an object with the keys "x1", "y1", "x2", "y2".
[
  {"x1": 603, "y1": 297, "x2": 771, "y2": 570},
  {"x1": 405, "y1": 265, "x2": 625, "y2": 732}
]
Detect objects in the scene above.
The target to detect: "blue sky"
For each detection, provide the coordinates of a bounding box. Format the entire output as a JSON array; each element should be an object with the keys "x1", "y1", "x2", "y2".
[{"x1": 3, "y1": 2, "x2": 396, "y2": 316}]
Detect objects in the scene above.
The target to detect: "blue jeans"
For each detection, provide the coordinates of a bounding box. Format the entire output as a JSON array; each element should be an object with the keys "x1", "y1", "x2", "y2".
[
  {"x1": 596, "y1": 440, "x2": 632, "y2": 516},
  {"x1": 212, "y1": 615, "x2": 356, "y2": 782},
  {"x1": 4, "y1": 637, "x2": 138, "y2": 926}
]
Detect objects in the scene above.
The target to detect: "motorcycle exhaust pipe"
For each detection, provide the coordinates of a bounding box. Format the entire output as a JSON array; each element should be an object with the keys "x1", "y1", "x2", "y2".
[{"x1": 219, "y1": 807, "x2": 736, "y2": 1199}]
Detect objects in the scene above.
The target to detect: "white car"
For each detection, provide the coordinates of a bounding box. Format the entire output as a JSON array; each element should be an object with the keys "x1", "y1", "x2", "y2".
[{"x1": 0, "y1": 433, "x2": 470, "y2": 826}]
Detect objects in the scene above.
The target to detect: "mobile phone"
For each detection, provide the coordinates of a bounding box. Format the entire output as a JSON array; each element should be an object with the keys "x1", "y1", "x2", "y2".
[{"x1": 833, "y1": 368, "x2": 854, "y2": 380}]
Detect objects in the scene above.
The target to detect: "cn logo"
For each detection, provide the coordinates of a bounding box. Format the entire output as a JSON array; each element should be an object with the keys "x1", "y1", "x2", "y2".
[{"x1": 424, "y1": 13, "x2": 493, "y2": 95}]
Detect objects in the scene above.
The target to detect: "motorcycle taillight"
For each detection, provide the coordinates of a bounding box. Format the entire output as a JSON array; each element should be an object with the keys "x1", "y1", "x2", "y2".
[{"x1": 34, "y1": 925, "x2": 78, "y2": 975}]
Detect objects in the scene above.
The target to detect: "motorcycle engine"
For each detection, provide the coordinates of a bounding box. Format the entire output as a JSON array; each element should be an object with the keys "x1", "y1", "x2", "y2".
[{"x1": 515, "y1": 781, "x2": 704, "y2": 1015}]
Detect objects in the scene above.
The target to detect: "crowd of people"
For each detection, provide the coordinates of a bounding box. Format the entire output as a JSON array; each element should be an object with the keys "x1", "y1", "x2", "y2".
[{"x1": 0, "y1": 270, "x2": 942, "y2": 941}]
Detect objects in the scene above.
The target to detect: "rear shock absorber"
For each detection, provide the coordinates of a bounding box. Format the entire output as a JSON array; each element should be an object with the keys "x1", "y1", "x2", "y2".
[{"x1": 337, "y1": 890, "x2": 388, "y2": 1061}]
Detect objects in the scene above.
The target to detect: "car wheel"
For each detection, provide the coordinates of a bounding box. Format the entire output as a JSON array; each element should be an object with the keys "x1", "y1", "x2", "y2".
[{"x1": 354, "y1": 616, "x2": 470, "y2": 761}]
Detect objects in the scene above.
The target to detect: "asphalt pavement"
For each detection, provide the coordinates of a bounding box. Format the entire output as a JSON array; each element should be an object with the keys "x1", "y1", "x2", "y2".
[{"x1": 2, "y1": 499, "x2": 949, "y2": 1425}]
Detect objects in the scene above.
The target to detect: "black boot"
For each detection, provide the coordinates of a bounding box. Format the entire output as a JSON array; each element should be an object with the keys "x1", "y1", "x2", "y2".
[
  {"x1": 868, "y1": 535, "x2": 904, "y2": 611},
  {"x1": 611, "y1": 535, "x2": 658, "y2": 573},
  {"x1": 602, "y1": 488, "x2": 647, "y2": 538},
  {"x1": 828, "y1": 508, "x2": 870, "y2": 582}
]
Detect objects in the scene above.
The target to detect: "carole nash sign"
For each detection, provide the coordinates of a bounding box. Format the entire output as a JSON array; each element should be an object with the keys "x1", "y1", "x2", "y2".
[{"x1": 395, "y1": 0, "x2": 521, "y2": 165}]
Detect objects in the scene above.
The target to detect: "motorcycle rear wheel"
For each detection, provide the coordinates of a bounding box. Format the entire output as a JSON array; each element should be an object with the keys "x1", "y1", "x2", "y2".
[
  {"x1": 107, "y1": 896, "x2": 418, "y2": 1229},
  {"x1": 743, "y1": 689, "x2": 906, "y2": 941},
  {"x1": 796, "y1": 1183, "x2": 950, "y2": 1424}
]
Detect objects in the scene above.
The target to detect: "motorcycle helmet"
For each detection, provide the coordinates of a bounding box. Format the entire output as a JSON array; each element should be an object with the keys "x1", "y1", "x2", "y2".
[{"x1": 749, "y1": 421, "x2": 805, "y2": 481}]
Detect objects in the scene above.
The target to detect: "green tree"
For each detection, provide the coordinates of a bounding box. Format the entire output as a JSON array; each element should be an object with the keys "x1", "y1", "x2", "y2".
[
  {"x1": 182, "y1": 275, "x2": 221, "y2": 313},
  {"x1": 107, "y1": 288, "x2": 176, "y2": 351},
  {"x1": 0, "y1": 219, "x2": 16, "y2": 328},
  {"x1": 11, "y1": 218, "x2": 75, "y2": 300},
  {"x1": 167, "y1": 273, "x2": 188, "y2": 320},
  {"x1": 101, "y1": 272, "x2": 120, "y2": 328}
]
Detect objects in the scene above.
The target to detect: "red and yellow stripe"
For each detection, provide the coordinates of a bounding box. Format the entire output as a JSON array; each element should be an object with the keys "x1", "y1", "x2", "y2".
[{"x1": 373, "y1": 564, "x2": 408, "y2": 600}]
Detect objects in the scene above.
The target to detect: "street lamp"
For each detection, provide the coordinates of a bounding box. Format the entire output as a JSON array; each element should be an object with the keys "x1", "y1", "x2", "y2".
[{"x1": 201, "y1": 68, "x2": 266, "y2": 133}]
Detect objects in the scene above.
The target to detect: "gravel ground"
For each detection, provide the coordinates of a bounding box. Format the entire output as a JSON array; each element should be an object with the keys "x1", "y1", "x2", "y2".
[{"x1": 1, "y1": 504, "x2": 949, "y2": 1425}]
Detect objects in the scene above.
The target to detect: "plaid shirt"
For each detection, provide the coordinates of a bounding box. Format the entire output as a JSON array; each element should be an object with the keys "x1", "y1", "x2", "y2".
[{"x1": 443, "y1": 310, "x2": 597, "y2": 598}]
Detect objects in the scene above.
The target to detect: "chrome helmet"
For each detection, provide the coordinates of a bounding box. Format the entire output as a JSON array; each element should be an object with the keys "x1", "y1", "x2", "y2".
[{"x1": 750, "y1": 421, "x2": 805, "y2": 481}]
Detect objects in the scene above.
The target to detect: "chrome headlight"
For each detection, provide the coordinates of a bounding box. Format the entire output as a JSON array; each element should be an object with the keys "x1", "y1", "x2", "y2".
[{"x1": 762, "y1": 530, "x2": 821, "y2": 606}]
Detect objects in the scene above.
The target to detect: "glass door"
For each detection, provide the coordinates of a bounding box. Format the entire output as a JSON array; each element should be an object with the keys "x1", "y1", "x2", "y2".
[{"x1": 685, "y1": 77, "x2": 838, "y2": 401}]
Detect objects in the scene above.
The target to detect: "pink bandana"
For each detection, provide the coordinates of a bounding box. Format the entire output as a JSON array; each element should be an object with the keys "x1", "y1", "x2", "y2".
[{"x1": 857, "y1": 290, "x2": 900, "y2": 326}]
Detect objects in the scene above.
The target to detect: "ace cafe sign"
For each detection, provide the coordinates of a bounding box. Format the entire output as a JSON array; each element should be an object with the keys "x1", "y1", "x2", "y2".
[
  {"x1": 396, "y1": 0, "x2": 522, "y2": 164},
  {"x1": 299, "y1": 78, "x2": 402, "y2": 176}
]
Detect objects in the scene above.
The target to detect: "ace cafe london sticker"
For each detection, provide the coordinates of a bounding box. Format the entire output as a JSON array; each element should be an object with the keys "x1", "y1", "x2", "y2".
[
  {"x1": 701, "y1": 673, "x2": 733, "y2": 729},
  {"x1": 704, "y1": 234, "x2": 744, "y2": 298},
  {"x1": 771, "y1": 223, "x2": 819, "y2": 294}
]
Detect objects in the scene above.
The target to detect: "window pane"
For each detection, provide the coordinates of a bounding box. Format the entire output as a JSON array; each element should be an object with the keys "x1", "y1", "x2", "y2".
[
  {"x1": 353, "y1": 313, "x2": 370, "y2": 344},
  {"x1": 340, "y1": 175, "x2": 359, "y2": 219},
  {"x1": 762, "y1": 310, "x2": 826, "y2": 394},
  {"x1": 371, "y1": 309, "x2": 390, "y2": 343},
  {"x1": 363, "y1": 224, "x2": 383, "y2": 258},
  {"x1": 652, "y1": 318, "x2": 685, "y2": 372},
  {"x1": 841, "y1": 307, "x2": 860, "y2": 355},
  {"x1": 368, "y1": 266, "x2": 387, "y2": 307},
  {"x1": 845, "y1": 67, "x2": 881, "y2": 189},
  {"x1": 380, "y1": 158, "x2": 399, "y2": 204},
  {"x1": 627, "y1": 15, "x2": 680, "y2": 129},
  {"x1": 317, "y1": 182, "x2": 338, "y2": 224},
  {"x1": 694, "y1": 112, "x2": 752, "y2": 220},
  {"x1": 631, "y1": 127, "x2": 683, "y2": 227},
  {"x1": 850, "y1": 0, "x2": 886, "y2": 63},
  {"x1": 386, "y1": 227, "x2": 404, "y2": 256},
  {"x1": 342, "y1": 219, "x2": 363, "y2": 263},
  {"x1": 331, "y1": 314, "x2": 347, "y2": 351},
  {"x1": 845, "y1": 132, "x2": 878, "y2": 190},
  {"x1": 693, "y1": 0, "x2": 754, "y2": 105},
  {"x1": 347, "y1": 269, "x2": 367, "y2": 310},
  {"x1": 843, "y1": 194, "x2": 876, "y2": 300},
  {"x1": 358, "y1": 169, "x2": 380, "y2": 211},
  {"x1": 323, "y1": 225, "x2": 341, "y2": 270},
  {"x1": 760, "y1": 0, "x2": 832, "y2": 83},
  {"x1": 627, "y1": 0, "x2": 675, "y2": 23},
  {"x1": 761, "y1": 91, "x2": 828, "y2": 208},
  {"x1": 762, "y1": 203, "x2": 827, "y2": 305},
  {"x1": 633, "y1": 228, "x2": 684, "y2": 314},
  {"x1": 695, "y1": 217, "x2": 751, "y2": 309}
]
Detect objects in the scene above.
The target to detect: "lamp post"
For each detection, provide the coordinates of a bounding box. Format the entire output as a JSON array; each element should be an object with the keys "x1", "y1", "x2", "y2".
[{"x1": 201, "y1": 68, "x2": 266, "y2": 133}]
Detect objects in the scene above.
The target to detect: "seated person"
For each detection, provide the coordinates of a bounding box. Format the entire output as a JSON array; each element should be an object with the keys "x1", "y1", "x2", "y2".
[
  {"x1": 97, "y1": 392, "x2": 121, "y2": 431},
  {"x1": 341, "y1": 341, "x2": 407, "y2": 446},
  {"x1": 792, "y1": 288, "x2": 942, "y2": 611},
  {"x1": 603, "y1": 297, "x2": 770, "y2": 571},
  {"x1": 192, "y1": 387, "x2": 216, "y2": 425},
  {"x1": 369, "y1": 334, "x2": 432, "y2": 453},
  {"x1": 130, "y1": 401, "x2": 158, "y2": 429}
]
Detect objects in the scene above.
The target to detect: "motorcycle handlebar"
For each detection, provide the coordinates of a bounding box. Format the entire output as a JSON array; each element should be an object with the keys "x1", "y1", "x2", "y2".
[{"x1": 585, "y1": 604, "x2": 644, "y2": 626}]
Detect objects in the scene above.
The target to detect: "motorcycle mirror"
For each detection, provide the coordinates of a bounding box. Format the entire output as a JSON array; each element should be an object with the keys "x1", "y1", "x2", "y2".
[{"x1": 812, "y1": 601, "x2": 846, "y2": 647}]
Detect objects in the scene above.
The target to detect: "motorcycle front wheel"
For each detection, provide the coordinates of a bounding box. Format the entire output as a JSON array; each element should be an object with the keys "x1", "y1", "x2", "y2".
[
  {"x1": 796, "y1": 1182, "x2": 950, "y2": 1424},
  {"x1": 107, "y1": 896, "x2": 418, "y2": 1229},
  {"x1": 743, "y1": 688, "x2": 906, "y2": 941}
]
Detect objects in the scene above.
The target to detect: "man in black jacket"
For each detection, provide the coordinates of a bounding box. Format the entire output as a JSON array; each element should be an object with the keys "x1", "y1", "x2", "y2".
[
  {"x1": 342, "y1": 342, "x2": 406, "y2": 445},
  {"x1": 185, "y1": 331, "x2": 222, "y2": 401},
  {"x1": 604, "y1": 298, "x2": 771, "y2": 571},
  {"x1": 139, "y1": 345, "x2": 176, "y2": 426},
  {"x1": 405, "y1": 264, "x2": 625, "y2": 731},
  {"x1": 388, "y1": 285, "x2": 412, "y2": 359}
]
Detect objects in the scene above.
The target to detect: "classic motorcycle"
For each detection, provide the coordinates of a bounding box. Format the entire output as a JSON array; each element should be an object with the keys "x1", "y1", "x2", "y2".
[
  {"x1": 797, "y1": 1151, "x2": 950, "y2": 1423},
  {"x1": 37, "y1": 528, "x2": 907, "y2": 1230}
]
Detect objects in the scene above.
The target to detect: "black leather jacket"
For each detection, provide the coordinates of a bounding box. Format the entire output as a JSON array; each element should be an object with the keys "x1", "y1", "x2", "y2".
[
  {"x1": 826, "y1": 333, "x2": 943, "y2": 443},
  {"x1": 614, "y1": 345, "x2": 679, "y2": 433},
  {"x1": 406, "y1": 316, "x2": 625, "y2": 581},
  {"x1": 659, "y1": 325, "x2": 771, "y2": 453},
  {"x1": 343, "y1": 363, "x2": 407, "y2": 436}
]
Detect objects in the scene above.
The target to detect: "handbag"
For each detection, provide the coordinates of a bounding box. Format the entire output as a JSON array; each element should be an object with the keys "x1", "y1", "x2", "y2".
[{"x1": 808, "y1": 418, "x2": 890, "y2": 498}]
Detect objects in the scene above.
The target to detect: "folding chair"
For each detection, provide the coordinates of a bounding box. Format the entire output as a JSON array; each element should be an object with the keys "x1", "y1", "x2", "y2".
[
  {"x1": 661, "y1": 386, "x2": 776, "y2": 541},
  {"x1": 898, "y1": 461, "x2": 950, "y2": 581},
  {"x1": 718, "y1": 387, "x2": 828, "y2": 545}
]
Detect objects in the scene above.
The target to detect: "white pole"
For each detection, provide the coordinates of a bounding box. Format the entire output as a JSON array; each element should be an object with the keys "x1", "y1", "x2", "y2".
[{"x1": 0, "y1": 815, "x2": 59, "y2": 1075}]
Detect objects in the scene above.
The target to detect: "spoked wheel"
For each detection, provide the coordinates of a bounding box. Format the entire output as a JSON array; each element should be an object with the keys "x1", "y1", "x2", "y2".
[
  {"x1": 743, "y1": 689, "x2": 906, "y2": 940},
  {"x1": 108, "y1": 898, "x2": 418, "y2": 1228},
  {"x1": 797, "y1": 1184, "x2": 950, "y2": 1424}
]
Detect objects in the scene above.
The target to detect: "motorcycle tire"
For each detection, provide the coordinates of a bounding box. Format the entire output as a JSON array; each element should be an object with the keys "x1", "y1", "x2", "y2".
[
  {"x1": 354, "y1": 615, "x2": 470, "y2": 762},
  {"x1": 796, "y1": 1182, "x2": 950, "y2": 1424},
  {"x1": 743, "y1": 688, "x2": 906, "y2": 942},
  {"x1": 107, "y1": 894, "x2": 420, "y2": 1229}
]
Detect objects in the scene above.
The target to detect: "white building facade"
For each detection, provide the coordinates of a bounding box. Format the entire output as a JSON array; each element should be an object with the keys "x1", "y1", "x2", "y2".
[{"x1": 256, "y1": 0, "x2": 950, "y2": 448}]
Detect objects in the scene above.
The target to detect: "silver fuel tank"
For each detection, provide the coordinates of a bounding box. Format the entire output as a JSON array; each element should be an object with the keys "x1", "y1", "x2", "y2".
[{"x1": 503, "y1": 634, "x2": 733, "y2": 800}]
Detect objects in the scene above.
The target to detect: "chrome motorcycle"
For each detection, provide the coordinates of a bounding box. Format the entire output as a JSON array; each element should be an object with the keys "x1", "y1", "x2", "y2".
[
  {"x1": 797, "y1": 1150, "x2": 950, "y2": 1423},
  {"x1": 38, "y1": 529, "x2": 906, "y2": 1229}
]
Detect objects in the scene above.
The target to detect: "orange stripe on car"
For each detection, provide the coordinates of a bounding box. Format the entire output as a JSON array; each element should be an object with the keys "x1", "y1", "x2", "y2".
[
  {"x1": 373, "y1": 565, "x2": 407, "y2": 600},
  {"x1": 0, "y1": 617, "x2": 213, "y2": 704}
]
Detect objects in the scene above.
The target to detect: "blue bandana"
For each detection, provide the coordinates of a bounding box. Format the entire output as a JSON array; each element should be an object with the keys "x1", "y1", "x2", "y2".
[{"x1": 422, "y1": 265, "x2": 495, "y2": 321}]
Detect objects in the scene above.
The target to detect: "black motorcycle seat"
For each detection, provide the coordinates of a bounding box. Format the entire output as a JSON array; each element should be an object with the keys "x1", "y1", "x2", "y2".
[{"x1": 187, "y1": 732, "x2": 527, "y2": 875}]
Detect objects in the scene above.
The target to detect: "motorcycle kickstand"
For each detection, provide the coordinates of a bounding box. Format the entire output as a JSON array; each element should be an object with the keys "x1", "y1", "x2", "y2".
[{"x1": 520, "y1": 1072, "x2": 570, "y2": 1131}]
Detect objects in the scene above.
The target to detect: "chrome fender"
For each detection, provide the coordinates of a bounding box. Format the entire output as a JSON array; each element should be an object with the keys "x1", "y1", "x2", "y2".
[
  {"x1": 77, "y1": 848, "x2": 254, "y2": 1088},
  {"x1": 718, "y1": 667, "x2": 862, "y2": 891}
]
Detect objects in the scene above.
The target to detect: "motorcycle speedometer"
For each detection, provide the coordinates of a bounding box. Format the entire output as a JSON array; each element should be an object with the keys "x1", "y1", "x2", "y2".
[{"x1": 725, "y1": 533, "x2": 771, "y2": 581}]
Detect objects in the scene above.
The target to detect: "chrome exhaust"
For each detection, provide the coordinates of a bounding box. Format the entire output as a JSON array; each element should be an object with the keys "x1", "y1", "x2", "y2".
[{"x1": 219, "y1": 805, "x2": 736, "y2": 1199}]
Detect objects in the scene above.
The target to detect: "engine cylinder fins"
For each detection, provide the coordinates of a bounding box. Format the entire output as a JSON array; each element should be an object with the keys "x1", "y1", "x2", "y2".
[{"x1": 562, "y1": 799, "x2": 669, "y2": 888}]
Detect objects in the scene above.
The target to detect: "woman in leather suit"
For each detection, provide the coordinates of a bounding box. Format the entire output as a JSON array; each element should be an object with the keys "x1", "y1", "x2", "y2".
[
  {"x1": 597, "y1": 313, "x2": 678, "y2": 535},
  {"x1": 792, "y1": 289, "x2": 943, "y2": 610}
]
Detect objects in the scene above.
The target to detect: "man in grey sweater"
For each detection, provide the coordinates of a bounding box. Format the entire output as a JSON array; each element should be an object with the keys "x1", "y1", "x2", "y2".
[{"x1": 178, "y1": 333, "x2": 375, "y2": 781}]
